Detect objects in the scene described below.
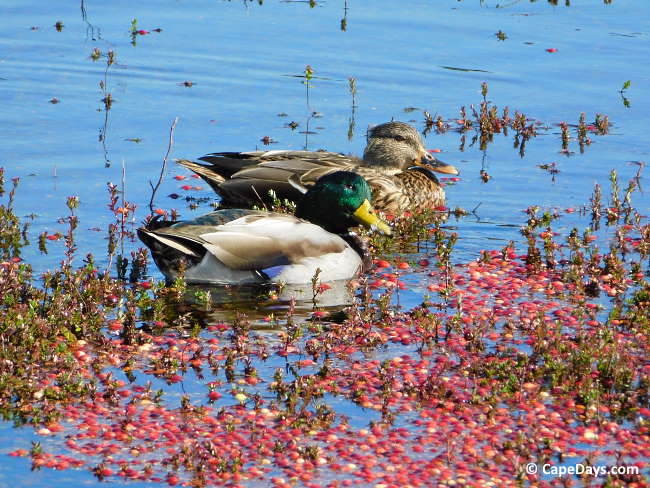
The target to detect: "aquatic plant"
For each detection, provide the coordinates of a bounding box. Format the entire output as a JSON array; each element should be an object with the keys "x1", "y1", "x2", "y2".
[
  {"x1": 1, "y1": 166, "x2": 649, "y2": 486},
  {"x1": 421, "y1": 83, "x2": 611, "y2": 158}
]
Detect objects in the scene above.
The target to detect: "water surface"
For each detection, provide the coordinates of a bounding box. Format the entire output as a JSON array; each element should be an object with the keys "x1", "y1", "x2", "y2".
[{"x1": 1, "y1": 0, "x2": 649, "y2": 485}]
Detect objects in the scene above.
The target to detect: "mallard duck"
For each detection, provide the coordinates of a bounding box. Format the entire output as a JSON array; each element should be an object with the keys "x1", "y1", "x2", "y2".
[
  {"x1": 176, "y1": 121, "x2": 458, "y2": 214},
  {"x1": 138, "y1": 171, "x2": 391, "y2": 285}
]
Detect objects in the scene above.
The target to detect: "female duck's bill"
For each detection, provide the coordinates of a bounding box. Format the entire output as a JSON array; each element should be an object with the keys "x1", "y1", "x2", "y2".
[{"x1": 138, "y1": 171, "x2": 391, "y2": 286}]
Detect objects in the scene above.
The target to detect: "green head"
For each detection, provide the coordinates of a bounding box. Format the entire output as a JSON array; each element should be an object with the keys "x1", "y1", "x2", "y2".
[{"x1": 295, "y1": 171, "x2": 391, "y2": 235}]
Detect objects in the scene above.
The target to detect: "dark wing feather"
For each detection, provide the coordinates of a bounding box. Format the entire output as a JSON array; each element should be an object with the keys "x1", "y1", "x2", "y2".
[
  {"x1": 178, "y1": 151, "x2": 362, "y2": 204},
  {"x1": 217, "y1": 154, "x2": 362, "y2": 205},
  {"x1": 197, "y1": 151, "x2": 267, "y2": 177},
  {"x1": 176, "y1": 150, "x2": 446, "y2": 213}
]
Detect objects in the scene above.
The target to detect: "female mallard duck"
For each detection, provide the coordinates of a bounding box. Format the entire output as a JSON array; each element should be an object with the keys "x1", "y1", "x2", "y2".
[
  {"x1": 176, "y1": 121, "x2": 458, "y2": 215},
  {"x1": 138, "y1": 172, "x2": 391, "y2": 285}
]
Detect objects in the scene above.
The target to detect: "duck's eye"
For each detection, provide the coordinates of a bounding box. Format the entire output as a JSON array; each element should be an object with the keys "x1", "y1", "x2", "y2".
[
  {"x1": 345, "y1": 183, "x2": 354, "y2": 190},
  {"x1": 394, "y1": 135, "x2": 405, "y2": 142}
]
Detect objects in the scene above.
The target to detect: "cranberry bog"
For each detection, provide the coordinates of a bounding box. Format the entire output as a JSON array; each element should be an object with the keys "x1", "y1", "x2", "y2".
[
  {"x1": 1, "y1": 159, "x2": 649, "y2": 487},
  {"x1": 2, "y1": 1, "x2": 650, "y2": 486}
]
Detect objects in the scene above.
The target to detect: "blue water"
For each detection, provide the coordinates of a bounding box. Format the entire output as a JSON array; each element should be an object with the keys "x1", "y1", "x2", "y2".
[{"x1": 1, "y1": 0, "x2": 649, "y2": 485}]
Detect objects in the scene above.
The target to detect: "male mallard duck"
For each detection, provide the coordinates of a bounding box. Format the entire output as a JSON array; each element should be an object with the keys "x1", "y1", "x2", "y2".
[
  {"x1": 176, "y1": 121, "x2": 458, "y2": 214},
  {"x1": 138, "y1": 171, "x2": 391, "y2": 285}
]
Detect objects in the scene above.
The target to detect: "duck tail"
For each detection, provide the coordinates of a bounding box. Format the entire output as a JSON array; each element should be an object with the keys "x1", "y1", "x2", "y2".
[
  {"x1": 175, "y1": 159, "x2": 228, "y2": 193},
  {"x1": 137, "y1": 226, "x2": 204, "y2": 265}
]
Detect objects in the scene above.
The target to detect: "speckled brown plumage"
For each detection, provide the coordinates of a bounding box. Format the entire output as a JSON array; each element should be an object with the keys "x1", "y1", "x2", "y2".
[
  {"x1": 361, "y1": 167, "x2": 448, "y2": 213},
  {"x1": 176, "y1": 121, "x2": 458, "y2": 214}
]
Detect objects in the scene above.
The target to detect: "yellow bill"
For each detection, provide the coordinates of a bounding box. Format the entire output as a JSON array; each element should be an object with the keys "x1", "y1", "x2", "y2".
[{"x1": 352, "y1": 199, "x2": 392, "y2": 235}]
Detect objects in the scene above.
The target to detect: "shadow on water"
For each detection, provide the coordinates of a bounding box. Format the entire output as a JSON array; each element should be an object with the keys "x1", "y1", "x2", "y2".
[
  {"x1": 80, "y1": 0, "x2": 101, "y2": 41},
  {"x1": 180, "y1": 279, "x2": 356, "y2": 324}
]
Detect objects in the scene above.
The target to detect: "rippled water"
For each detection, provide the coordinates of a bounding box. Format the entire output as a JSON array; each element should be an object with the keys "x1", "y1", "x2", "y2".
[{"x1": 1, "y1": 0, "x2": 649, "y2": 485}]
